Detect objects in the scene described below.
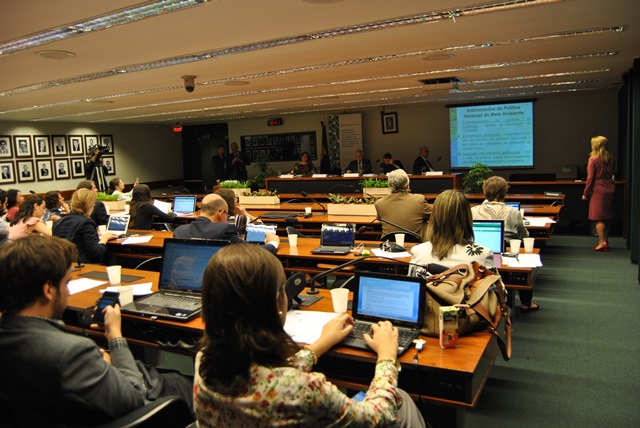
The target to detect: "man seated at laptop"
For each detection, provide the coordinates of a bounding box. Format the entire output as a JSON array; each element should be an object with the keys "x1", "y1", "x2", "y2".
[
  {"x1": 173, "y1": 194, "x2": 279, "y2": 253},
  {"x1": 0, "y1": 235, "x2": 194, "y2": 426}
]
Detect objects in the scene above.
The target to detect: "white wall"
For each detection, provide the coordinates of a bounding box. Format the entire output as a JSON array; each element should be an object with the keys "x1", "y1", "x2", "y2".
[{"x1": 0, "y1": 121, "x2": 183, "y2": 193}]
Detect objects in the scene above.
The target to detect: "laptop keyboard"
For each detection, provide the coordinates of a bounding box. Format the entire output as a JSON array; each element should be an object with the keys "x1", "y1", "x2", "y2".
[
  {"x1": 312, "y1": 245, "x2": 350, "y2": 254},
  {"x1": 143, "y1": 293, "x2": 200, "y2": 310},
  {"x1": 349, "y1": 321, "x2": 417, "y2": 347}
]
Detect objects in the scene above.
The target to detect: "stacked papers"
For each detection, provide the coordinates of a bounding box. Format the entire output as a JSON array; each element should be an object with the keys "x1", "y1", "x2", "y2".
[{"x1": 501, "y1": 254, "x2": 543, "y2": 268}]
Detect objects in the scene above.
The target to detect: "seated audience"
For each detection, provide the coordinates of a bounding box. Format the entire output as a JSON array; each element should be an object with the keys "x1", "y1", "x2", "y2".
[
  {"x1": 129, "y1": 184, "x2": 176, "y2": 230},
  {"x1": 5, "y1": 188, "x2": 24, "y2": 222},
  {"x1": 42, "y1": 190, "x2": 69, "y2": 223},
  {"x1": 471, "y1": 176, "x2": 538, "y2": 312},
  {"x1": 0, "y1": 235, "x2": 194, "y2": 426},
  {"x1": 77, "y1": 180, "x2": 109, "y2": 226},
  {"x1": 289, "y1": 151, "x2": 317, "y2": 176},
  {"x1": 214, "y1": 188, "x2": 262, "y2": 235},
  {"x1": 0, "y1": 189, "x2": 8, "y2": 242},
  {"x1": 379, "y1": 153, "x2": 405, "y2": 174},
  {"x1": 194, "y1": 244, "x2": 425, "y2": 427},
  {"x1": 374, "y1": 169, "x2": 431, "y2": 240},
  {"x1": 345, "y1": 149, "x2": 373, "y2": 174},
  {"x1": 108, "y1": 177, "x2": 137, "y2": 202},
  {"x1": 8, "y1": 195, "x2": 51, "y2": 241},
  {"x1": 173, "y1": 194, "x2": 278, "y2": 253},
  {"x1": 409, "y1": 189, "x2": 493, "y2": 273},
  {"x1": 52, "y1": 188, "x2": 114, "y2": 264}
]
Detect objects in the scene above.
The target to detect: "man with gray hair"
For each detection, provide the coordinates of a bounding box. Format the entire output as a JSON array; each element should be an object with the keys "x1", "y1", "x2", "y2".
[{"x1": 374, "y1": 169, "x2": 431, "y2": 240}]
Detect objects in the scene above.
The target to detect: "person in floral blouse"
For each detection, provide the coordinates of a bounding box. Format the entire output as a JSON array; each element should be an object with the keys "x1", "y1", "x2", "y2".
[{"x1": 194, "y1": 244, "x2": 425, "y2": 427}]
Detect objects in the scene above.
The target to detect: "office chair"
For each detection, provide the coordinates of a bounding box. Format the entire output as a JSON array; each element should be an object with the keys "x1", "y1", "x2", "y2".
[
  {"x1": 380, "y1": 231, "x2": 422, "y2": 243},
  {"x1": 95, "y1": 396, "x2": 194, "y2": 428}
]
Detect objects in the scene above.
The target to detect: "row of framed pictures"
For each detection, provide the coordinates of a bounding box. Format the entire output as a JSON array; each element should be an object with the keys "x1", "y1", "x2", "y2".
[
  {"x1": 0, "y1": 134, "x2": 114, "y2": 159},
  {"x1": 0, "y1": 156, "x2": 117, "y2": 185}
]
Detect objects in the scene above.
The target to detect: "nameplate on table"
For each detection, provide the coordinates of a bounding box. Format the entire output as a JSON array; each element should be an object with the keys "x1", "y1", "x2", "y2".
[
  {"x1": 312, "y1": 174, "x2": 327, "y2": 178},
  {"x1": 423, "y1": 171, "x2": 444, "y2": 176},
  {"x1": 279, "y1": 174, "x2": 294, "y2": 178},
  {"x1": 343, "y1": 173, "x2": 359, "y2": 178}
]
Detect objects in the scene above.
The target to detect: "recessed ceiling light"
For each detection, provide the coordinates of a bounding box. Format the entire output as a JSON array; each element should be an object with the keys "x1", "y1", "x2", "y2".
[
  {"x1": 224, "y1": 81, "x2": 250, "y2": 86},
  {"x1": 423, "y1": 53, "x2": 455, "y2": 61},
  {"x1": 36, "y1": 50, "x2": 76, "y2": 60}
]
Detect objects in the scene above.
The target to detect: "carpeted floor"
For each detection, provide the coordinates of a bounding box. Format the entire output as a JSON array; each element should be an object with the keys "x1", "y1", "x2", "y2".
[{"x1": 464, "y1": 235, "x2": 640, "y2": 427}]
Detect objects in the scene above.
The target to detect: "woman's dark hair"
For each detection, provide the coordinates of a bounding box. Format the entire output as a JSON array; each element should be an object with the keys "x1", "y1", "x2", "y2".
[
  {"x1": 10, "y1": 195, "x2": 43, "y2": 226},
  {"x1": 199, "y1": 244, "x2": 299, "y2": 396},
  {"x1": 129, "y1": 184, "x2": 152, "y2": 224},
  {"x1": 300, "y1": 151, "x2": 310, "y2": 161},
  {"x1": 7, "y1": 189, "x2": 21, "y2": 210},
  {"x1": 44, "y1": 191, "x2": 61, "y2": 210},
  {"x1": 107, "y1": 177, "x2": 121, "y2": 195},
  {"x1": 214, "y1": 188, "x2": 237, "y2": 214},
  {"x1": 0, "y1": 189, "x2": 7, "y2": 215}
]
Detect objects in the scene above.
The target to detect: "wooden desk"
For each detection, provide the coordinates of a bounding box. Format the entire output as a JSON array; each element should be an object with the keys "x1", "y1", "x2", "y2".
[{"x1": 65, "y1": 264, "x2": 504, "y2": 427}]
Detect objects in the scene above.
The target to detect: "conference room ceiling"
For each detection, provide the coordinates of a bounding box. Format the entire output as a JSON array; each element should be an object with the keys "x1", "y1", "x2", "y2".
[{"x1": 1, "y1": 0, "x2": 638, "y2": 125}]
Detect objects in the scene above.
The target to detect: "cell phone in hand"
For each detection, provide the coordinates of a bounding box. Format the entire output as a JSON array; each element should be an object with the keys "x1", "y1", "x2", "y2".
[{"x1": 92, "y1": 291, "x2": 120, "y2": 325}]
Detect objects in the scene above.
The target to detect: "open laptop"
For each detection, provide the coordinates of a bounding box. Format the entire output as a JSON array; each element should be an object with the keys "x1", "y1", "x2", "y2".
[
  {"x1": 121, "y1": 238, "x2": 229, "y2": 321},
  {"x1": 173, "y1": 195, "x2": 197, "y2": 215},
  {"x1": 472, "y1": 220, "x2": 505, "y2": 253},
  {"x1": 311, "y1": 223, "x2": 356, "y2": 255},
  {"x1": 505, "y1": 201, "x2": 521, "y2": 210},
  {"x1": 342, "y1": 271, "x2": 426, "y2": 356},
  {"x1": 244, "y1": 224, "x2": 277, "y2": 243},
  {"x1": 106, "y1": 214, "x2": 130, "y2": 237}
]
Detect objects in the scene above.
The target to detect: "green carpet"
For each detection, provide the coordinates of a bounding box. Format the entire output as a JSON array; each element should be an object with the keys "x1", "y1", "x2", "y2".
[{"x1": 464, "y1": 235, "x2": 640, "y2": 427}]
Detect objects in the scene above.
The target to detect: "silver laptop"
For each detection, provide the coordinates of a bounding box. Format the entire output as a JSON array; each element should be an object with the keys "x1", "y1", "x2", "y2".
[
  {"x1": 121, "y1": 238, "x2": 228, "y2": 321},
  {"x1": 106, "y1": 214, "x2": 130, "y2": 237},
  {"x1": 311, "y1": 223, "x2": 356, "y2": 255},
  {"x1": 342, "y1": 271, "x2": 426, "y2": 356},
  {"x1": 173, "y1": 195, "x2": 197, "y2": 215},
  {"x1": 472, "y1": 220, "x2": 505, "y2": 253}
]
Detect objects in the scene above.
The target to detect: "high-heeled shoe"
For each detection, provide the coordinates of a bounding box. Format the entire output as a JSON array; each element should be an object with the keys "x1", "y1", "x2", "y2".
[{"x1": 592, "y1": 243, "x2": 609, "y2": 252}]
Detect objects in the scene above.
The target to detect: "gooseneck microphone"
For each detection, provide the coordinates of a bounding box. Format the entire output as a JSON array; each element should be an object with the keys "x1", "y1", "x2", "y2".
[
  {"x1": 301, "y1": 191, "x2": 327, "y2": 214},
  {"x1": 307, "y1": 256, "x2": 371, "y2": 294},
  {"x1": 375, "y1": 217, "x2": 423, "y2": 243},
  {"x1": 357, "y1": 217, "x2": 380, "y2": 234}
]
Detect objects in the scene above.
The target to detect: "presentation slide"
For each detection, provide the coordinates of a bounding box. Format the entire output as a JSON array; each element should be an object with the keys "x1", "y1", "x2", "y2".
[{"x1": 449, "y1": 101, "x2": 534, "y2": 168}]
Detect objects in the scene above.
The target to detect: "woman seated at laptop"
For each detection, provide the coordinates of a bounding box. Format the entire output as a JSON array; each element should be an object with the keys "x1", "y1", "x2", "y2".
[
  {"x1": 52, "y1": 188, "x2": 115, "y2": 264},
  {"x1": 409, "y1": 189, "x2": 493, "y2": 274},
  {"x1": 195, "y1": 244, "x2": 425, "y2": 427},
  {"x1": 129, "y1": 184, "x2": 176, "y2": 230},
  {"x1": 471, "y1": 176, "x2": 538, "y2": 312}
]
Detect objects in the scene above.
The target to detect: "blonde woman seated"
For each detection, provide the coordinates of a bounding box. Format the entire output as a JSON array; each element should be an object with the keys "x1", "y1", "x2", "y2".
[
  {"x1": 107, "y1": 177, "x2": 138, "y2": 202},
  {"x1": 8, "y1": 195, "x2": 51, "y2": 241},
  {"x1": 195, "y1": 244, "x2": 425, "y2": 427},
  {"x1": 409, "y1": 189, "x2": 493, "y2": 274}
]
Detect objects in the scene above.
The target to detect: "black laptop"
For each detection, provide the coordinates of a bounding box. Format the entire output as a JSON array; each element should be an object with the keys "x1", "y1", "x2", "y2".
[
  {"x1": 121, "y1": 238, "x2": 229, "y2": 321},
  {"x1": 341, "y1": 271, "x2": 426, "y2": 356},
  {"x1": 311, "y1": 223, "x2": 356, "y2": 255}
]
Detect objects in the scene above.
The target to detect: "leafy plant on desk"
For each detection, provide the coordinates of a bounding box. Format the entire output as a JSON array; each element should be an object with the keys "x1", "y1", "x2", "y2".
[
  {"x1": 218, "y1": 180, "x2": 251, "y2": 189},
  {"x1": 463, "y1": 163, "x2": 493, "y2": 193},
  {"x1": 96, "y1": 192, "x2": 118, "y2": 201},
  {"x1": 241, "y1": 189, "x2": 279, "y2": 197},
  {"x1": 359, "y1": 178, "x2": 388, "y2": 188},
  {"x1": 328, "y1": 193, "x2": 377, "y2": 204},
  {"x1": 250, "y1": 153, "x2": 276, "y2": 191}
]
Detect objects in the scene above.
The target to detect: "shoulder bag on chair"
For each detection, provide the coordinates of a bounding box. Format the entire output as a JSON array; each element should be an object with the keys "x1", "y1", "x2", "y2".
[{"x1": 413, "y1": 261, "x2": 512, "y2": 360}]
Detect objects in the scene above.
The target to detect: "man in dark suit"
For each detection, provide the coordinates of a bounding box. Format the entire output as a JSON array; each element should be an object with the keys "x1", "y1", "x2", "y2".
[
  {"x1": 21, "y1": 165, "x2": 31, "y2": 178},
  {"x1": 344, "y1": 149, "x2": 372, "y2": 174},
  {"x1": 174, "y1": 194, "x2": 279, "y2": 253},
  {"x1": 412, "y1": 146, "x2": 435, "y2": 174},
  {"x1": 379, "y1": 152, "x2": 405, "y2": 174},
  {"x1": 1, "y1": 166, "x2": 10, "y2": 179},
  {"x1": 211, "y1": 145, "x2": 229, "y2": 185},
  {"x1": 227, "y1": 142, "x2": 250, "y2": 180},
  {"x1": 40, "y1": 164, "x2": 49, "y2": 177},
  {"x1": 0, "y1": 235, "x2": 193, "y2": 426}
]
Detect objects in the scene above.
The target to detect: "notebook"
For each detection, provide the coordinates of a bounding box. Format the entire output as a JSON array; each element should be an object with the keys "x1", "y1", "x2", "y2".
[
  {"x1": 342, "y1": 271, "x2": 426, "y2": 356},
  {"x1": 173, "y1": 195, "x2": 197, "y2": 215},
  {"x1": 505, "y1": 201, "x2": 521, "y2": 210},
  {"x1": 106, "y1": 214, "x2": 130, "y2": 237},
  {"x1": 472, "y1": 220, "x2": 505, "y2": 253},
  {"x1": 121, "y1": 238, "x2": 229, "y2": 321},
  {"x1": 311, "y1": 223, "x2": 356, "y2": 255},
  {"x1": 245, "y1": 224, "x2": 277, "y2": 243}
]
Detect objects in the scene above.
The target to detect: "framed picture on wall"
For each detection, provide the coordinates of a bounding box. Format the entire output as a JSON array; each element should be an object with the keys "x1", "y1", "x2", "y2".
[
  {"x1": 100, "y1": 135, "x2": 114, "y2": 154},
  {"x1": 102, "y1": 156, "x2": 116, "y2": 175},
  {"x1": 71, "y1": 157, "x2": 85, "y2": 178},
  {"x1": 0, "y1": 136, "x2": 12, "y2": 158},
  {"x1": 0, "y1": 161, "x2": 16, "y2": 184},
  {"x1": 52, "y1": 135, "x2": 68, "y2": 156},
  {"x1": 54, "y1": 158, "x2": 70, "y2": 180},
  {"x1": 34, "y1": 135, "x2": 51, "y2": 157},
  {"x1": 17, "y1": 160, "x2": 35, "y2": 183},
  {"x1": 36, "y1": 159, "x2": 53, "y2": 181},
  {"x1": 13, "y1": 135, "x2": 32, "y2": 158},
  {"x1": 69, "y1": 135, "x2": 84, "y2": 155},
  {"x1": 381, "y1": 112, "x2": 398, "y2": 134},
  {"x1": 84, "y1": 135, "x2": 99, "y2": 154}
]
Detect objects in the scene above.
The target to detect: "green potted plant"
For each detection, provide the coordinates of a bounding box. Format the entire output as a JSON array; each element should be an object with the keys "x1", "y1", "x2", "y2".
[
  {"x1": 463, "y1": 163, "x2": 493, "y2": 194},
  {"x1": 360, "y1": 178, "x2": 390, "y2": 197},
  {"x1": 250, "y1": 154, "x2": 276, "y2": 192},
  {"x1": 327, "y1": 193, "x2": 378, "y2": 216},
  {"x1": 239, "y1": 189, "x2": 280, "y2": 205},
  {"x1": 217, "y1": 180, "x2": 251, "y2": 197},
  {"x1": 96, "y1": 191, "x2": 126, "y2": 211}
]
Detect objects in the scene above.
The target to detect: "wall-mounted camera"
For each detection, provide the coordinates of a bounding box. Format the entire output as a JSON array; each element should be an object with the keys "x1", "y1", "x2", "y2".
[{"x1": 182, "y1": 75, "x2": 197, "y2": 93}]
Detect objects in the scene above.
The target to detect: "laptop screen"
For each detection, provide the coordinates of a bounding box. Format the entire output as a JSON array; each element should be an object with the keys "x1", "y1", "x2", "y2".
[
  {"x1": 320, "y1": 223, "x2": 356, "y2": 246},
  {"x1": 106, "y1": 215, "x2": 129, "y2": 233},
  {"x1": 353, "y1": 272, "x2": 425, "y2": 326},
  {"x1": 159, "y1": 239, "x2": 229, "y2": 292},
  {"x1": 173, "y1": 196, "x2": 196, "y2": 214},
  {"x1": 245, "y1": 224, "x2": 277, "y2": 243},
  {"x1": 505, "y1": 201, "x2": 520, "y2": 210},
  {"x1": 473, "y1": 220, "x2": 505, "y2": 253}
]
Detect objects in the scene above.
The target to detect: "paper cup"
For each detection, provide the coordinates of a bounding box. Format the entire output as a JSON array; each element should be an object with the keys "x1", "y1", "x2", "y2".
[
  {"x1": 305, "y1": 207, "x2": 312, "y2": 215},
  {"x1": 523, "y1": 237, "x2": 535, "y2": 253},
  {"x1": 98, "y1": 225, "x2": 107, "y2": 235},
  {"x1": 289, "y1": 234, "x2": 298, "y2": 247},
  {"x1": 106, "y1": 265, "x2": 122, "y2": 285},
  {"x1": 330, "y1": 288, "x2": 349, "y2": 313},
  {"x1": 395, "y1": 233, "x2": 405, "y2": 247},
  {"x1": 509, "y1": 239, "x2": 521, "y2": 254}
]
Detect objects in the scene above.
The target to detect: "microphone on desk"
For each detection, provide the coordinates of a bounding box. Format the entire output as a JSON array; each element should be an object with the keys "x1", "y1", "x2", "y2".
[
  {"x1": 368, "y1": 217, "x2": 423, "y2": 243},
  {"x1": 307, "y1": 256, "x2": 371, "y2": 295},
  {"x1": 301, "y1": 191, "x2": 327, "y2": 214},
  {"x1": 357, "y1": 217, "x2": 380, "y2": 234},
  {"x1": 286, "y1": 272, "x2": 308, "y2": 310}
]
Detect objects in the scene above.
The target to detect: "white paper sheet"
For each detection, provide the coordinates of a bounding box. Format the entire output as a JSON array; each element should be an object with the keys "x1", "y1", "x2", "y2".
[
  {"x1": 501, "y1": 253, "x2": 543, "y2": 268},
  {"x1": 371, "y1": 248, "x2": 411, "y2": 258},
  {"x1": 67, "y1": 278, "x2": 106, "y2": 295},
  {"x1": 524, "y1": 216, "x2": 556, "y2": 226},
  {"x1": 284, "y1": 310, "x2": 337, "y2": 344},
  {"x1": 100, "y1": 282, "x2": 154, "y2": 296},
  {"x1": 122, "y1": 235, "x2": 153, "y2": 245}
]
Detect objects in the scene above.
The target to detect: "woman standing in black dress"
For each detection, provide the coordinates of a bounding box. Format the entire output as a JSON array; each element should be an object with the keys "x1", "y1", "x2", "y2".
[{"x1": 582, "y1": 136, "x2": 615, "y2": 252}]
